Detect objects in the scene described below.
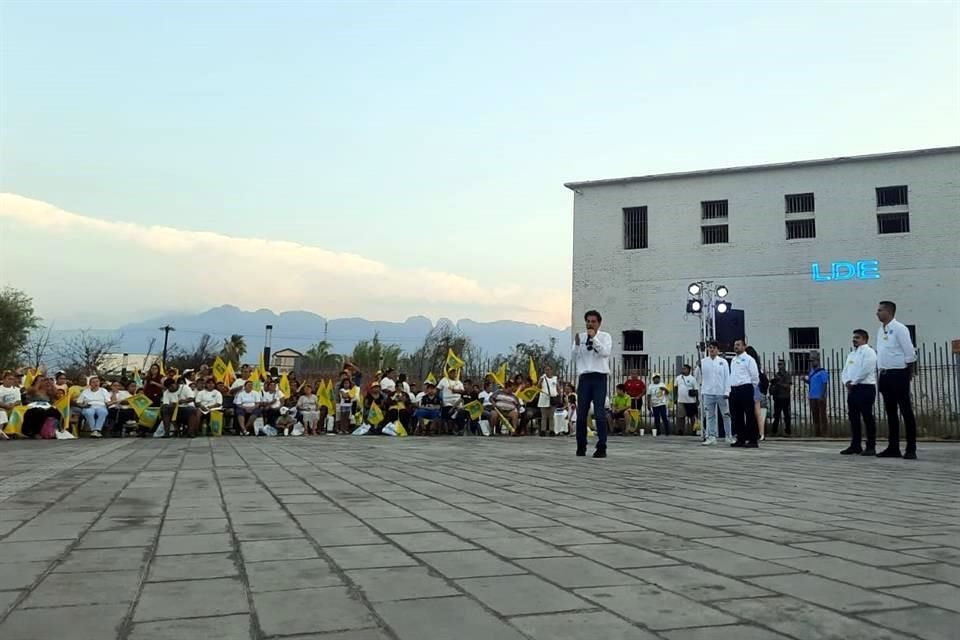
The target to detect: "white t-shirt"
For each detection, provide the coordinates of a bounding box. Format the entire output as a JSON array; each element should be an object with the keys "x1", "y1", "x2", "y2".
[
  {"x1": 230, "y1": 378, "x2": 248, "y2": 392},
  {"x1": 0, "y1": 385, "x2": 22, "y2": 408},
  {"x1": 538, "y1": 375, "x2": 559, "y2": 408},
  {"x1": 478, "y1": 390, "x2": 492, "y2": 407},
  {"x1": 437, "y1": 378, "x2": 464, "y2": 407},
  {"x1": 79, "y1": 388, "x2": 110, "y2": 408},
  {"x1": 162, "y1": 389, "x2": 181, "y2": 405},
  {"x1": 675, "y1": 374, "x2": 698, "y2": 404},
  {"x1": 178, "y1": 384, "x2": 196, "y2": 404},
  {"x1": 110, "y1": 390, "x2": 132, "y2": 407},
  {"x1": 195, "y1": 390, "x2": 223, "y2": 411},
  {"x1": 647, "y1": 382, "x2": 669, "y2": 408},
  {"x1": 235, "y1": 390, "x2": 261, "y2": 409},
  {"x1": 261, "y1": 390, "x2": 283, "y2": 409}
]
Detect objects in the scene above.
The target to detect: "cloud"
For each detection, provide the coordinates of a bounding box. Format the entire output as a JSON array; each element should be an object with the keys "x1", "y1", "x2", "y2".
[{"x1": 0, "y1": 193, "x2": 570, "y2": 328}]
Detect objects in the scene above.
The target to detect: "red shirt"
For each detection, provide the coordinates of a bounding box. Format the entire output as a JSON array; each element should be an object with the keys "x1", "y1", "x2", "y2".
[{"x1": 623, "y1": 378, "x2": 646, "y2": 398}]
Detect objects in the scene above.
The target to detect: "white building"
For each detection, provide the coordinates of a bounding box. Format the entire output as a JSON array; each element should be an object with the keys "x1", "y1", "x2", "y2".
[{"x1": 567, "y1": 146, "x2": 960, "y2": 371}]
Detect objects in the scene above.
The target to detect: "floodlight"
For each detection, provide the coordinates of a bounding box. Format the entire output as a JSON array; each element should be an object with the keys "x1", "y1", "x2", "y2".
[
  {"x1": 688, "y1": 283, "x2": 701, "y2": 296},
  {"x1": 716, "y1": 285, "x2": 728, "y2": 298},
  {"x1": 716, "y1": 301, "x2": 730, "y2": 314},
  {"x1": 686, "y1": 299, "x2": 703, "y2": 313}
]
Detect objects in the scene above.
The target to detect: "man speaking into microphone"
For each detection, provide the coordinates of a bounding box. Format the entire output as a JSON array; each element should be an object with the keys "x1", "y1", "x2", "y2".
[{"x1": 573, "y1": 309, "x2": 612, "y2": 458}]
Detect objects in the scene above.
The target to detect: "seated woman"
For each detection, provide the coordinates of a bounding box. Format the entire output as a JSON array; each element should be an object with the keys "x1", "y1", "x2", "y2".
[
  {"x1": 260, "y1": 380, "x2": 283, "y2": 428},
  {"x1": 195, "y1": 377, "x2": 223, "y2": 434},
  {"x1": 233, "y1": 380, "x2": 261, "y2": 436},
  {"x1": 159, "y1": 378, "x2": 181, "y2": 437},
  {"x1": 489, "y1": 381, "x2": 521, "y2": 436},
  {"x1": 107, "y1": 380, "x2": 137, "y2": 436},
  {"x1": 19, "y1": 377, "x2": 62, "y2": 439},
  {"x1": 77, "y1": 376, "x2": 111, "y2": 438},
  {"x1": 0, "y1": 370, "x2": 23, "y2": 439},
  {"x1": 296, "y1": 384, "x2": 321, "y2": 435}
]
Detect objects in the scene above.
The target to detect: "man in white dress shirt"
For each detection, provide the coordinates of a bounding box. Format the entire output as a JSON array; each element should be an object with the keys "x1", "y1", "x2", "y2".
[
  {"x1": 572, "y1": 310, "x2": 612, "y2": 458},
  {"x1": 697, "y1": 341, "x2": 731, "y2": 446},
  {"x1": 875, "y1": 300, "x2": 918, "y2": 459},
  {"x1": 729, "y1": 338, "x2": 760, "y2": 448},
  {"x1": 840, "y1": 329, "x2": 878, "y2": 456}
]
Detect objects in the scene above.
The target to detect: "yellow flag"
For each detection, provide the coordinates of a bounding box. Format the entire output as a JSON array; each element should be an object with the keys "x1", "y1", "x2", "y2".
[
  {"x1": 279, "y1": 373, "x2": 291, "y2": 398},
  {"x1": 212, "y1": 356, "x2": 228, "y2": 382},
  {"x1": 528, "y1": 357, "x2": 538, "y2": 385},
  {"x1": 223, "y1": 361, "x2": 236, "y2": 387},
  {"x1": 463, "y1": 400, "x2": 483, "y2": 421},
  {"x1": 3, "y1": 406, "x2": 27, "y2": 435},
  {"x1": 209, "y1": 410, "x2": 224, "y2": 436},
  {"x1": 139, "y1": 407, "x2": 160, "y2": 428},
  {"x1": 250, "y1": 367, "x2": 260, "y2": 383},
  {"x1": 425, "y1": 372, "x2": 437, "y2": 385},
  {"x1": 518, "y1": 386, "x2": 540, "y2": 404},
  {"x1": 368, "y1": 402, "x2": 384, "y2": 426},
  {"x1": 54, "y1": 392, "x2": 71, "y2": 419},
  {"x1": 445, "y1": 348, "x2": 465, "y2": 372},
  {"x1": 493, "y1": 406, "x2": 515, "y2": 434},
  {"x1": 258, "y1": 351, "x2": 268, "y2": 379},
  {"x1": 22, "y1": 368, "x2": 37, "y2": 390},
  {"x1": 68, "y1": 385, "x2": 84, "y2": 401},
  {"x1": 127, "y1": 393, "x2": 153, "y2": 417},
  {"x1": 486, "y1": 363, "x2": 507, "y2": 387},
  {"x1": 394, "y1": 422, "x2": 408, "y2": 437},
  {"x1": 159, "y1": 361, "x2": 166, "y2": 377}
]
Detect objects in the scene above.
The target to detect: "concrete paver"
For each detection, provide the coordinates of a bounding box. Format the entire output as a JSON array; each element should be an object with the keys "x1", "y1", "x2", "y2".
[{"x1": 0, "y1": 437, "x2": 957, "y2": 639}]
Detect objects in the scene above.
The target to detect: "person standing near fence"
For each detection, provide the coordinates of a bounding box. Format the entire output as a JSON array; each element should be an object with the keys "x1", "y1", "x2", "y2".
[
  {"x1": 674, "y1": 364, "x2": 699, "y2": 435},
  {"x1": 875, "y1": 300, "x2": 918, "y2": 459},
  {"x1": 729, "y1": 339, "x2": 760, "y2": 448},
  {"x1": 803, "y1": 353, "x2": 829, "y2": 437},
  {"x1": 841, "y1": 329, "x2": 878, "y2": 456},
  {"x1": 770, "y1": 360, "x2": 792, "y2": 436},
  {"x1": 573, "y1": 309, "x2": 612, "y2": 458},
  {"x1": 697, "y1": 341, "x2": 731, "y2": 446}
]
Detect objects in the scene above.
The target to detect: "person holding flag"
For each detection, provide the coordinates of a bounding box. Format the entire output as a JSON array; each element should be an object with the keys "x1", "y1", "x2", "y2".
[
  {"x1": 437, "y1": 368, "x2": 467, "y2": 435},
  {"x1": 536, "y1": 365, "x2": 560, "y2": 436}
]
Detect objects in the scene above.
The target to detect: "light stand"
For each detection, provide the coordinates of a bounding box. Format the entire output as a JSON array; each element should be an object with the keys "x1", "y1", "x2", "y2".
[{"x1": 685, "y1": 281, "x2": 730, "y2": 441}]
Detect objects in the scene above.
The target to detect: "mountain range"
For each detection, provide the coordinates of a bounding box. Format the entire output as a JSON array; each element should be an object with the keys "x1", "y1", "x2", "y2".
[{"x1": 102, "y1": 305, "x2": 570, "y2": 359}]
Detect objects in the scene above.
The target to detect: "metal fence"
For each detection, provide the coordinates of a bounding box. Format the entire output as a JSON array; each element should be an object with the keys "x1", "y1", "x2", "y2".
[{"x1": 557, "y1": 342, "x2": 959, "y2": 439}]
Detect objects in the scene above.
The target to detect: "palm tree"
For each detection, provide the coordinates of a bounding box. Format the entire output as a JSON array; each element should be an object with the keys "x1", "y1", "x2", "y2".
[
  {"x1": 303, "y1": 340, "x2": 338, "y2": 370},
  {"x1": 220, "y1": 334, "x2": 247, "y2": 366},
  {"x1": 351, "y1": 333, "x2": 402, "y2": 372}
]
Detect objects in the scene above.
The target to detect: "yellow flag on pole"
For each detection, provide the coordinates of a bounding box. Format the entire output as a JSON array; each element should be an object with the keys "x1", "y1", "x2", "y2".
[
  {"x1": 279, "y1": 373, "x2": 291, "y2": 398},
  {"x1": 223, "y1": 361, "x2": 236, "y2": 387},
  {"x1": 486, "y1": 363, "x2": 507, "y2": 387},
  {"x1": 127, "y1": 393, "x2": 153, "y2": 417},
  {"x1": 528, "y1": 357, "x2": 538, "y2": 385},
  {"x1": 463, "y1": 400, "x2": 483, "y2": 421},
  {"x1": 3, "y1": 406, "x2": 27, "y2": 435},
  {"x1": 368, "y1": 402, "x2": 384, "y2": 426},
  {"x1": 22, "y1": 368, "x2": 37, "y2": 390},
  {"x1": 517, "y1": 386, "x2": 540, "y2": 404},
  {"x1": 258, "y1": 351, "x2": 268, "y2": 379},
  {"x1": 424, "y1": 372, "x2": 437, "y2": 385},
  {"x1": 445, "y1": 348, "x2": 465, "y2": 372},
  {"x1": 212, "y1": 356, "x2": 228, "y2": 382}
]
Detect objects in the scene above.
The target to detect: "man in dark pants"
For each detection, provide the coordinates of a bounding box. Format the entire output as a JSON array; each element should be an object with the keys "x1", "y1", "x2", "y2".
[
  {"x1": 840, "y1": 329, "x2": 878, "y2": 455},
  {"x1": 875, "y1": 300, "x2": 918, "y2": 459},
  {"x1": 728, "y1": 338, "x2": 760, "y2": 448},
  {"x1": 770, "y1": 360, "x2": 792, "y2": 436},
  {"x1": 573, "y1": 309, "x2": 612, "y2": 458}
]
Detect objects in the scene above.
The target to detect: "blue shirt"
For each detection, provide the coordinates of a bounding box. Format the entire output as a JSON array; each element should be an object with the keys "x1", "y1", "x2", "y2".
[{"x1": 807, "y1": 367, "x2": 829, "y2": 400}]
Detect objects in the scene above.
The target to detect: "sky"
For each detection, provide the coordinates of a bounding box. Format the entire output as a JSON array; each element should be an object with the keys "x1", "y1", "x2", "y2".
[{"x1": 1, "y1": 1, "x2": 958, "y2": 331}]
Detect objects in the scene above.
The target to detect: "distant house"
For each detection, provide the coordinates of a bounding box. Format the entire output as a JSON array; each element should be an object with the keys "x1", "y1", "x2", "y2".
[
  {"x1": 100, "y1": 353, "x2": 160, "y2": 375},
  {"x1": 271, "y1": 348, "x2": 302, "y2": 373}
]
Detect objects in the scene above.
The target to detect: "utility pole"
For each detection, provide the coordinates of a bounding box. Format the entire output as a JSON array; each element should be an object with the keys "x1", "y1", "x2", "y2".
[
  {"x1": 264, "y1": 324, "x2": 274, "y2": 375},
  {"x1": 159, "y1": 325, "x2": 175, "y2": 369}
]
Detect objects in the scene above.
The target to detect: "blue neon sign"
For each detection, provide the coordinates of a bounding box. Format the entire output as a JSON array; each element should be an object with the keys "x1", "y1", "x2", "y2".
[{"x1": 811, "y1": 260, "x2": 880, "y2": 282}]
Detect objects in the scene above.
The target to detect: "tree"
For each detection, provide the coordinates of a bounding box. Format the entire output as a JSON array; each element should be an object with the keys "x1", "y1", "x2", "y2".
[
  {"x1": 300, "y1": 340, "x2": 339, "y2": 371},
  {"x1": 398, "y1": 324, "x2": 478, "y2": 383},
  {"x1": 0, "y1": 287, "x2": 40, "y2": 370},
  {"x1": 22, "y1": 323, "x2": 55, "y2": 370},
  {"x1": 502, "y1": 339, "x2": 567, "y2": 383},
  {"x1": 165, "y1": 334, "x2": 217, "y2": 372},
  {"x1": 350, "y1": 333, "x2": 402, "y2": 373},
  {"x1": 220, "y1": 334, "x2": 247, "y2": 366},
  {"x1": 55, "y1": 330, "x2": 121, "y2": 378}
]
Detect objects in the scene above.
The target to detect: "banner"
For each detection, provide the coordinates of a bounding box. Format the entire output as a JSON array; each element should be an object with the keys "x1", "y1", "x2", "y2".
[
  {"x1": 517, "y1": 386, "x2": 540, "y2": 404},
  {"x1": 209, "y1": 410, "x2": 224, "y2": 437},
  {"x1": 138, "y1": 407, "x2": 160, "y2": 428},
  {"x1": 463, "y1": 400, "x2": 483, "y2": 421},
  {"x1": 445, "y1": 348, "x2": 465, "y2": 371},
  {"x1": 367, "y1": 402, "x2": 384, "y2": 426},
  {"x1": 127, "y1": 393, "x2": 153, "y2": 417},
  {"x1": 3, "y1": 406, "x2": 27, "y2": 436},
  {"x1": 212, "y1": 356, "x2": 228, "y2": 382}
]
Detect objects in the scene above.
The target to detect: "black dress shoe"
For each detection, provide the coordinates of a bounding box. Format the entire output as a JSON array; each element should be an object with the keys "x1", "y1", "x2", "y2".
[
  {"x1": 745, "y1": 442, "x2": 759, "y2": 448},
  {"x1": 730, "y1": 440, "x2": 746, "y2": 448},
  {"x1": 876, "y1": 448, "x2": 902, "y2": 458},
  {"x1": 593, "y1": 446, "x2": 607, "y2": 458},
  {"x1": 576, "y1": 447, "x2": 586, "y2": 457},
  {"x1": 903, "y1": 451, "x2": 917, "y2": 460},
  {"x1": 840, "y1": 446, "x2": 862, "y2": 455},
  {"x1": 861, "y1": 447, "x2": 876, "y2": 456}
]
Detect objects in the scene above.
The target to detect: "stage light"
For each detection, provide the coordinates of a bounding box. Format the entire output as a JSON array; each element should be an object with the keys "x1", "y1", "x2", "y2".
[
  {"x1": 688, "y1": 283, "x2": 701, "y2": 296},
  {"x1": 716, "y1": 285, "x2": 728, "y2": 298},
  {"x1": 716, "y1": 301, "x2": 730, "y2": 314},
  {"x1": 686, "y1": 299, "x2": 703, "y2": 313}
]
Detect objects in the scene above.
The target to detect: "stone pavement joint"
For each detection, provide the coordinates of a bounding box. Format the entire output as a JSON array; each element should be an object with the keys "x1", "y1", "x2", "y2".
[{"x1": 0, "y1": 437, "x2": 958, "y2": 639}]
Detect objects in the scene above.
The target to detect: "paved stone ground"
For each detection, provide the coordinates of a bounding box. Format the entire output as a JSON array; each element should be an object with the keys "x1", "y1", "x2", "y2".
[{"x1": 1, "y1": 436, "x2": 958, "y2": 640}]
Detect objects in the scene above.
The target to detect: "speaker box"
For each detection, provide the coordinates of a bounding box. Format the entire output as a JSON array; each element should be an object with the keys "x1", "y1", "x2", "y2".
[{"x1": 715, "y1": 309, "x2": 745, "y2": 352}]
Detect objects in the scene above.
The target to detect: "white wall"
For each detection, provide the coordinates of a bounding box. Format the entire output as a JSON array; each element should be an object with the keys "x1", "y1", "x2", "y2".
[{"x1": 570, "y1": 150, "x2": 960, "y2": 362}]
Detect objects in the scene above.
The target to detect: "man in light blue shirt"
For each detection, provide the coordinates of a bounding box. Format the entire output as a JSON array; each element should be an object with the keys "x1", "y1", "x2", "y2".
[{"x1": 804, "y1": 352, "x2": 830, "y2": 437}]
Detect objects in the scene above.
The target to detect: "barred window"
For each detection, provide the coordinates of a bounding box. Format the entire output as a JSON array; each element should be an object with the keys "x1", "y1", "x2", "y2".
[
  {"x1": 701, "y1": 199, "x2": 728, "y2": 220},
  {"x1": 701, "y1": 224, "x2": 729, "y2": 244},
  {"x1": 877, "y1": 212, "x2": 910, "y2": 234},
  {"x1": 622, "y1": 331, "x2": 644, "y2": 352},
  {"x1": 623, "y1": 206, "x2": 648, "y2": 250},
  {"x1": 622, "y1": 354, "x2": 648, "y2": 374},
  {"x1": 876, "y1": 185, "x2": 908, "y2": 207},
  {"x1": 785, "y1": 192, "x2": 815, "y2": 213},
  {"x1": 789, "y1": 327, "x2": 820, "y2": 350},
  {"x1": 786, "y1": 219, "x2": 816, "y2": 239}
]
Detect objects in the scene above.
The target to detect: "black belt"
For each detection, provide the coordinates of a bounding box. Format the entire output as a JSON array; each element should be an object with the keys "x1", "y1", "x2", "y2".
[{"x1": 879, "y1": 368, "x2": 907, "y2": 374}]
